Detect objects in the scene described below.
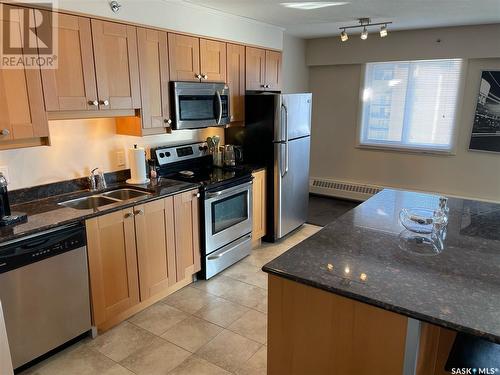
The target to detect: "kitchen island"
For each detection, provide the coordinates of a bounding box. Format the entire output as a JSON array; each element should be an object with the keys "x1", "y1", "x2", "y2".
[{"x1": 263, "y1": 189, "x2": 500, "y2": 374}]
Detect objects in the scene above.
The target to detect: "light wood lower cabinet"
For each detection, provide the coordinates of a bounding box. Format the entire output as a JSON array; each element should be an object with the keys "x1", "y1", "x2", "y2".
[
  {"x1": 252, "y1": 169, "x2": 267, "y2": 242},
  {"x1": 86, "y1": 189, "x2": 200, "y2": 331}
]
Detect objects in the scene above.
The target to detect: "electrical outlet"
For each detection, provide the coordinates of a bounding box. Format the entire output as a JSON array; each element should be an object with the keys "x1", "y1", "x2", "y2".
[
  {"x1": 0, "y1": 166, "x2": 9, "y2": 183},
  {"x1": 116, "y1": 150, "x2": 125, "y2": 167}
]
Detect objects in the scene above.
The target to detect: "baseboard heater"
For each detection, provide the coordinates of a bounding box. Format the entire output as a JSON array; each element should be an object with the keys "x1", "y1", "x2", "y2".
[{"x1": 310, "y1": 178, "x2": 383, "y2": 201}]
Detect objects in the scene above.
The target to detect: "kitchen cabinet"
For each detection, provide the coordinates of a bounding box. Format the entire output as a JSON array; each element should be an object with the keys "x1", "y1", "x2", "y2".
[
  {"x1": 40, "y1": 12, "x2": 98, "y2": 112},
  {"x1": 91, "y1": 19, "x2": 141, "y2": 110},
  {"x1": 116, "y1": 27, "x2": 171, "y2": 136},
  {"x1": 174, "y1": 190, "x2": 201, "y2": 281},
  {"x1": 0, "y1": 5, "x2": 49, "y2": 150},
  {"x1": 168, "y1": 33, "x2": 201, "y2": 82},
  {"x1": 86, "y1": 208, "x2": 140, "y2": 327},
  {"x1": 86, "y1": 189, "x2": 200, "y2": 330},
  {"x1": 252, "y1": 168, "x2": 267, "y2": 242},
  {"x1": 200, "y1": 39, "x2": 226, "y2": 82},
  {"x1": 246, "y1": 47, "x2": 282, "y2": 91},
  {"x1": 135, "y1": 197, "x2": 177, "y2": 301},
  {"x1": 226, "y1": 43, "x2": 245, "y2": 123}
]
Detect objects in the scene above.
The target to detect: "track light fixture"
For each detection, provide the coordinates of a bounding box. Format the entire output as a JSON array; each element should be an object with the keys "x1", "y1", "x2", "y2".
[{"x1": 339, "y1": 18, "x2": 392, "y2": 42}]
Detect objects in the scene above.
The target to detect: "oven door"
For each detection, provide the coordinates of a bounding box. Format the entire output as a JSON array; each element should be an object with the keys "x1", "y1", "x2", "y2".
[
  {"x1": 204, "y1": 181, "x2": 253, "y2": 254},
  {"x1": 173, "y1": 82, "x2": 230, "y2": 129}
]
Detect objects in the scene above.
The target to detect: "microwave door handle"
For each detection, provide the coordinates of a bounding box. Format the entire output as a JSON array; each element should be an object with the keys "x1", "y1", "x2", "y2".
[{"x1": 216, "y1": 91, "x2": 223, "y2": 125}]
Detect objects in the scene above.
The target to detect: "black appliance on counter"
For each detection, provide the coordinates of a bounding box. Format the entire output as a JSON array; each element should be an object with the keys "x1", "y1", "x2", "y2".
[
  {"x1": 151, "y1": 141, "x2": 253, "y2": 279},
  {"x1": 0, "y1": 173, "x2": 26, "y2": 227}
]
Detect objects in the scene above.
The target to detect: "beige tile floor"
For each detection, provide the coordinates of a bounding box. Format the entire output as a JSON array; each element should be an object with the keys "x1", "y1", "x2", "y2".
[{"x1": 22, "y1": 224, "x2": 322, "y2": 375}]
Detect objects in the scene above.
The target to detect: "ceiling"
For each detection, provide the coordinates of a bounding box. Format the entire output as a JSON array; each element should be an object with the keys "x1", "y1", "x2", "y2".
[{"x1": 179, "y1": 0, "x2": 500, "y2": 38}]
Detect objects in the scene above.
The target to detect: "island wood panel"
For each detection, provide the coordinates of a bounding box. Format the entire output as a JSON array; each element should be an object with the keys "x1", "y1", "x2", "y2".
[
  {"x1": 0, "y1": 5, "x2": 48, "y2": 143},
  {"x1": 226, "y1": 43, "x2": 245, "y2": 122},
  {"x1": 252, "y1": 169, "x2": 266, "y2": 242},
  {"x1": 40, "y1": 12, "x2": 98, "y2": 112},
  {"x1": 245, "y1": 46, "x2": 266, "y2": 91},
  {"x1": 416, "y1": 323, "x2": 456, "y2": 375},
  {"x1": 86, "y1": 208, "x2": 140, "y2": 326},
  {"x1": 134, "y1": 197, "x2": 177, "y2": 301},
  {"x1": 268, "y1": 275, "x2": 407, "y2": 375},
  {"x1": 136, "y1": 27, "x2": 171, "y2": 130},
  {"x1": 200, "y1": 39, "x2": 226, "y2": 82},
  {"x1": 173, "y1": 189, "x2": 201, "y2": 281},
  {"x1": 265, "y1": 50, "x2": 282, "y2": 91},
  {"x1": 91, "y1": 19, "x2": 141, "y2": 110},
  {"x1": 168, "y1": 33, "x2": 201, "y2": 81}
]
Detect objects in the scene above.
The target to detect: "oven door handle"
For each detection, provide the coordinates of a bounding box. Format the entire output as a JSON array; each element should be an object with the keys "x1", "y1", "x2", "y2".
[
  {"x1": 215, "y1": 91, "x2": 223, "y2": 125},
  {"x1": 207, "y1": 234, "x2": 252, "y2": 260},
  {"x1": 205, "y1": 181, "x2": 253, "y2": 199}
]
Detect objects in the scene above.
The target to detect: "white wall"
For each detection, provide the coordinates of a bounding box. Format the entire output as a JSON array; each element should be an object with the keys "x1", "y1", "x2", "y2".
[
  {"x1": 282, "y1": 34, "x2": 309, "y2": 93},
  {"x1": 308, "y1": 24, "x2": 500, "y2": 202}
]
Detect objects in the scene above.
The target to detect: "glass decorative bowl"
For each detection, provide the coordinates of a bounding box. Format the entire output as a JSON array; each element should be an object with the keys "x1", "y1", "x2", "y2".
[{"x1": 399, "y1": 208, "x2": 437, "y2": 234}]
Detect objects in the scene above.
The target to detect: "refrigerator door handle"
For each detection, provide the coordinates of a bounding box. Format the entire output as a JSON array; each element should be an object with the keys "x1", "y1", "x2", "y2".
[{"x1": 281, "y1": 104, "x2": 289, "y2": 176}]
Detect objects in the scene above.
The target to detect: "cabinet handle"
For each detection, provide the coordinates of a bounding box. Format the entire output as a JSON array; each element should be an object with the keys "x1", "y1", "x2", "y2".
[
  {"x1": 260, "y1": 84, "x2": 266, "y2": 88},
  {"x1": 195, "y1": 74, "x2": 202, "y2": 79},
  {"x1": 88, "y1": 100, "x2": 99, "y2": 106},
  {"x1": 0, "y1": 129, "x2": 10, "y2": 136},
  {"x1": 202, "y1": 74, "x2": 208, "y2": 80},
  {"x1": 124, "y1": 212, "x2": 133, "y2": 219},
  {"x1": 134, "y1": 209, "x2": 144, "y2": 216},
  {"x1": 193, "y1": 192, "x2": 200, "y2": 198},
  {"x1": 265, "y1": 84, "x2": 270, "y2": 89},
  {"x1": 99, "y1": 99, "x2": 109, "y2": 106},
  {"x1": 164, "y1": 118, "x2": 172, "y2": 125}
]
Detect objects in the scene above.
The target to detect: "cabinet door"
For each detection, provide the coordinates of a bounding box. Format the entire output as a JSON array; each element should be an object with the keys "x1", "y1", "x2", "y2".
[
  {"x1": 137, "y1": 28, "x2": 171, "y2": 129},
  {"x1": 245, "y1": 47, "x2": 266, "y2": 91},
  {"x1": 135, "y1": 197, "x2": 177, "y2": 301},
  {"x1": 227, "y1": 43, "x2": 245, "y2": 122},
  {"x1": 86, "y1": 209, "x2": 140, "y2": 326},
  {"x1": 252, "y1": 169, "x2": 267, "y2": 241},
  {"x1": 40, "y1": 13, "x2": 98, "y2": 112},
  {"x1": 168, "y1": 34, "x2": 200, "y2": 82},
  {"x1": 200, "y1": 39, "x2": 226, "y2": 83},
  {"x1": 265, "y1": 50, "x2": 282, "y2": 91},
  {"x1": 0, "y1": 6, "x2": 48, "y2": 141},
  {"x1": 91, "y1": 20, "x2": 141, "y2": 110},
  {"x1": 173, "y1": 189, "x2": 201, "y2": 281}
]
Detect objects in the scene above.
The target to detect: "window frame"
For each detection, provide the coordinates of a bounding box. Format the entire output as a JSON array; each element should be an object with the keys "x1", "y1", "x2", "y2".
[{"x1": 355, "y1": 59, "x2": 466, "y2": 155}]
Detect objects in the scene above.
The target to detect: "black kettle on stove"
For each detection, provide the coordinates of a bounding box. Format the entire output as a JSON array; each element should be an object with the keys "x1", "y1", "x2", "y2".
[{"x1": 0, "y1": 173, "x2": 26, "y2": 227}]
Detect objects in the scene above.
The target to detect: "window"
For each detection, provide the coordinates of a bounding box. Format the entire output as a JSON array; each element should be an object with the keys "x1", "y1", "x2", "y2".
[{"x1": 359, "y1": 59, "x2": 463, "y2": 152}]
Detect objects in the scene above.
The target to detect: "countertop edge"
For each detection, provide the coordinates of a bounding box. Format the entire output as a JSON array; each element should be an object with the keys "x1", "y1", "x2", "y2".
[{"x1": 262, "y1": 266, "x2": 500, "y2": 345}]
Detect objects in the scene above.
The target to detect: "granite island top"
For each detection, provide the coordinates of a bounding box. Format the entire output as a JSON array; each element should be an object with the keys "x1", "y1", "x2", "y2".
[
  {"x1": 0, "y1": 178, "x2": 199, "y2": 243},
  {"x1": 263, "y1": 189, "x2": 500, "y2": 344}
]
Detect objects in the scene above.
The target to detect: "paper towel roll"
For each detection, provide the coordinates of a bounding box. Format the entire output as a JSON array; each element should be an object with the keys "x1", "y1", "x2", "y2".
[{"x1": 126, "y1": 145, "x2": 150, "y2": 185}]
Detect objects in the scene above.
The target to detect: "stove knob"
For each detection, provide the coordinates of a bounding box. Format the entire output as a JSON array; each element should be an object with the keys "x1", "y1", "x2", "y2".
[
  {"x1": 159, "y1": 152, "x2": 165, "y2": 158},
  {"x1": 165, "y1": 152, "x2": 171, "y2": 157}
]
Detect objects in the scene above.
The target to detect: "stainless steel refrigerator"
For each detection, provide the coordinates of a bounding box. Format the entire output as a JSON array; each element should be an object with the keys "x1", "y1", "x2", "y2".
[{"x1": 243, "y1": 93, "x2": 312, "y2": 241}]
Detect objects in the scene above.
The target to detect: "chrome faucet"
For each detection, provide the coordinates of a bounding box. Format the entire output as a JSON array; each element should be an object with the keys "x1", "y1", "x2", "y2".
[{"x1": 89, "y1": 168, "x2": 107, "y2": 191}]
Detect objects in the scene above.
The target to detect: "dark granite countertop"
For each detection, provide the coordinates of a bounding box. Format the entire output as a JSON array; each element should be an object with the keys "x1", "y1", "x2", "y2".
[
  {"x1": 0, "y1": 178, "x2": 199, "y2": 243},
  {"x1": 263, "y1": 189, "x2": 500, "y2": 344}
]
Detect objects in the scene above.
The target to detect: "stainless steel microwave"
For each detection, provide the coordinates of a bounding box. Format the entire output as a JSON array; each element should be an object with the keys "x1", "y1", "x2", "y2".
[{"x1": 171, "y1": 81, "x2": 230, "y2": 130}]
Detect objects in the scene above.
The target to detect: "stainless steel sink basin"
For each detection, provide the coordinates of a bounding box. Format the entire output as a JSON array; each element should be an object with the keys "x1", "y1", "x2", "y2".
[
  {"x1": 102, "y1": 188, "x2": 152, "y2": 201},
  {"x1": 59, "y1": 196, "x2": 119, "y2": 210}
]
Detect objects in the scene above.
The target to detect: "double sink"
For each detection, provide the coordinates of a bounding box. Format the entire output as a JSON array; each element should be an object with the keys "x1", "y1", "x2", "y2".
[{"x1": 59, "y1": 188, "x2": 152, "y2": 210}]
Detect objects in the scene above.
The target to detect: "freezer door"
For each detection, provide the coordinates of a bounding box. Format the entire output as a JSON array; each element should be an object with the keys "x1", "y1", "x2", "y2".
[
  {"x1": 274, "y1": 136, "x2": 310, "y2": 239},
  {"x1": 274, "y1": 93, "x2": 312, "y2": 142}
]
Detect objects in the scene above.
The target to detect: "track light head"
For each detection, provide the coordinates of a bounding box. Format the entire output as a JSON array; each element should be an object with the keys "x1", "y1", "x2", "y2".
[
  {"x1": 360, "y1": 27, "x2": 368, "y2": 40},
  {"x1": 380, "y1": 24, "x2": 388, "y2": 37},
  {"x1": 340, "y1": 30, "x2": 348, "y2": 42}
]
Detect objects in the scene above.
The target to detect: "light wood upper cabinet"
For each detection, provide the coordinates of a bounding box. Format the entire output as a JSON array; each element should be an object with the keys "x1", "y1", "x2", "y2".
[
  {"x1": 246, "y1": 47, "x2": 282, "y2": 91},
  {"x1": 200, "y1": 39, "x2": 226, "y2": 82},
  {"x1": 226, "y1": 43, "x2": 245, "y2": 122},
  {"x1": 246, "y1": 47, "x2": 266, "y2": 91},
  {"x1": 0, "y1": 5, "x2": 48, "y2": 147},
  {"x1": 252, "y1": 168, "x2": 267, "y2": 242},
  {"x1": 91, "y1": 20, "x2": 141, "y2": 110},
  {"x1": 40, "y1": 12, "x2": 98, "y2": 112},
  {"x1": 137, "y1": 27, "x2": 171, "y2": 129},
  {"x1": 265, "y1": 50, "x2": 282, "y2": 91},
  {"x1": 135, "y1": 197, "x2": 177, "y2": 301},
  {"x1": 86, "y1": 208, "x2": 140, "y2": 327},
  {"x1": 174, "y1": 189, "x2": 201, "y2": 281},
  {"x1": 168, "y1": 34, "x2": 201, "y2": 82}
]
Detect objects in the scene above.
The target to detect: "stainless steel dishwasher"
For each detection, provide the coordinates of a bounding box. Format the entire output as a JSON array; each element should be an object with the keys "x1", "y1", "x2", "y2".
[{"x1": 0, "y1": 223, "x2": 91, "y2": 369}]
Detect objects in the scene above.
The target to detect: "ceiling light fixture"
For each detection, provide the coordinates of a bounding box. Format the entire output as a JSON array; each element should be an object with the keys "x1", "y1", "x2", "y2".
[
  {"x1": 281, "y1": 2, "x2": 349, "y2": 10},
  {"x1": 339, "y1": 18, "x2": 392, "y2": 42}
]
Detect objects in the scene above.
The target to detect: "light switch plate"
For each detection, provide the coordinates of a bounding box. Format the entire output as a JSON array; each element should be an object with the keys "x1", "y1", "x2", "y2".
[
  {"x1": 0, "y1": 166, "x2": 9, "y2": 183},
  {"x1": 116, "y1": 151, "x2": 125, "y2": 167}
]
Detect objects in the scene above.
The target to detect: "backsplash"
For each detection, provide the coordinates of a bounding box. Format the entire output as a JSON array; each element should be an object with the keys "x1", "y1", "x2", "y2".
[{"x1": 0, "y1": 118, "x2": 224, "y2": 190}]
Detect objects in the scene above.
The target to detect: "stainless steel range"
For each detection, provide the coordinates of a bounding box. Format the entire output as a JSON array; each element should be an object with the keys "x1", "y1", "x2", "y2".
[{"x1": 152, "y1": 142, "x2": 253, "y2": 279}]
